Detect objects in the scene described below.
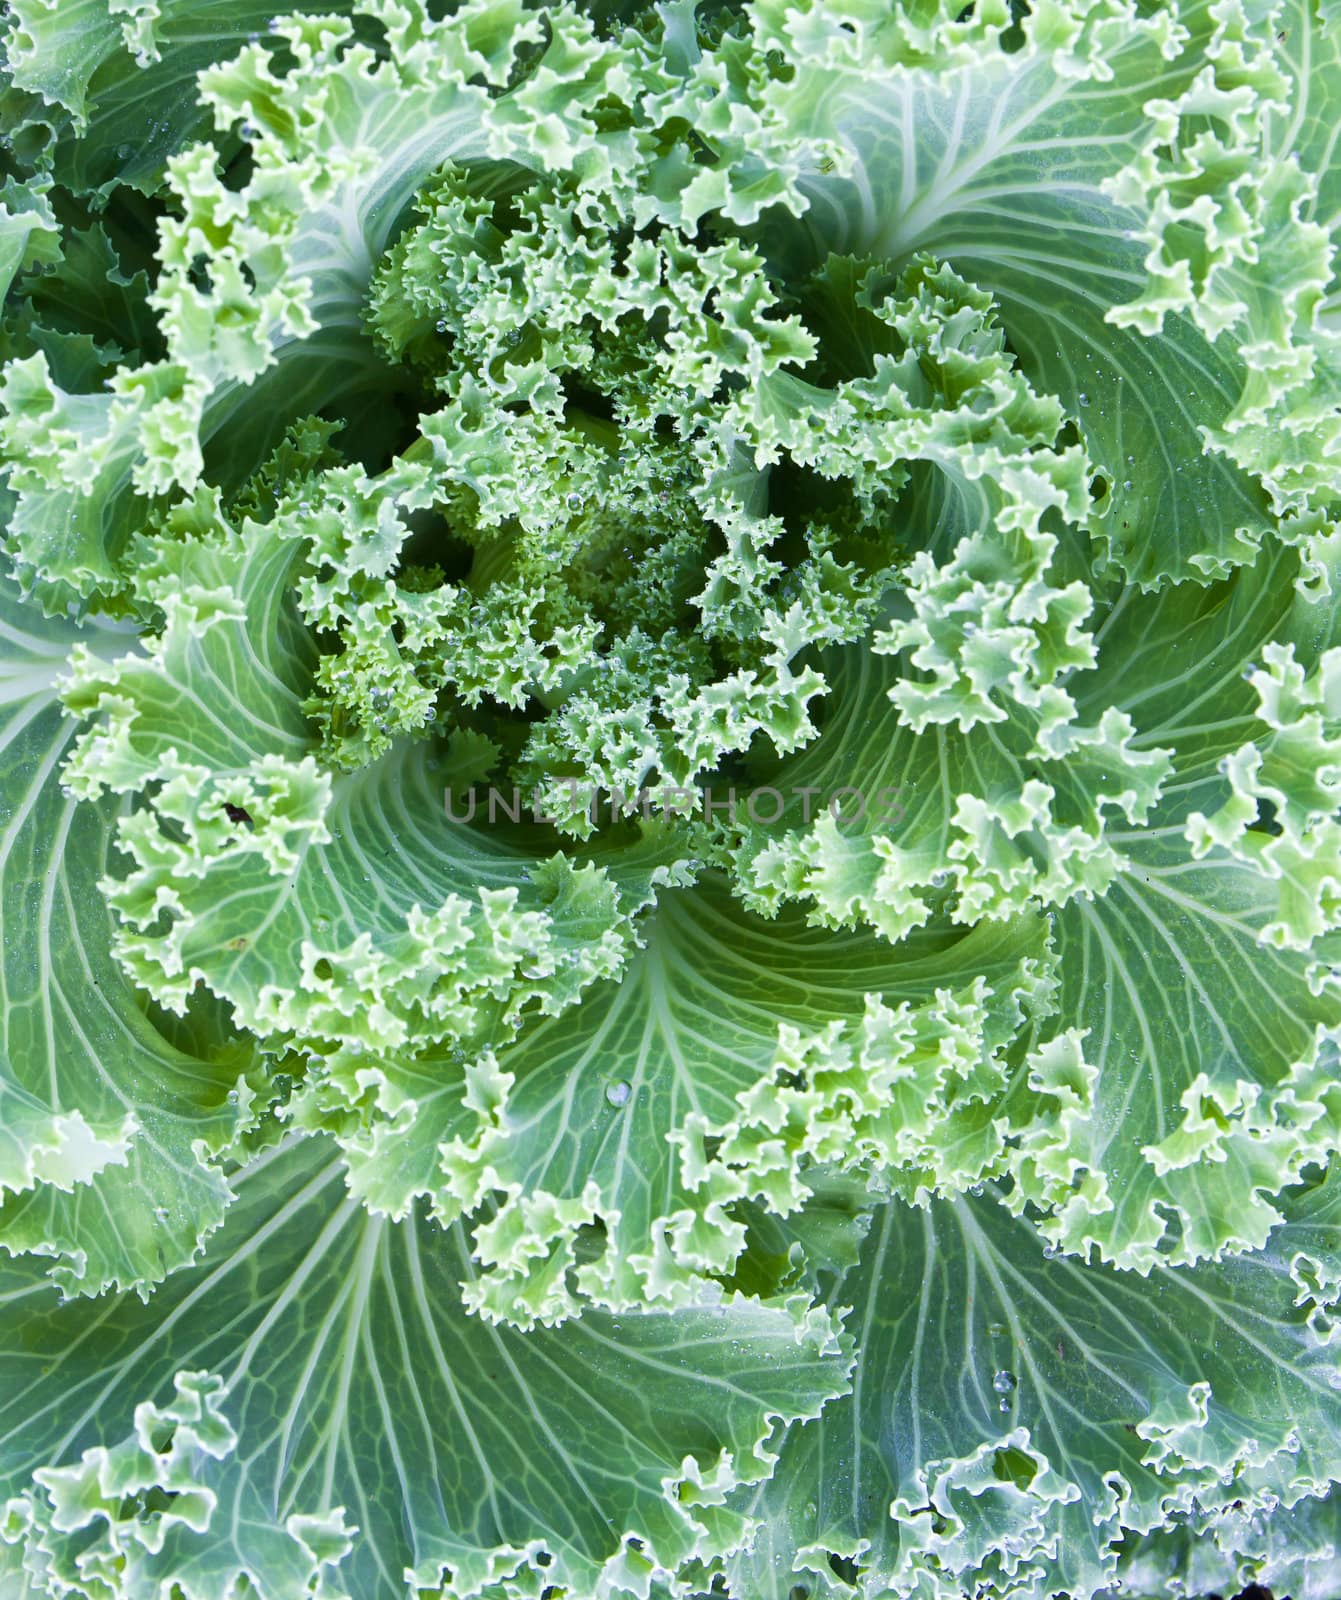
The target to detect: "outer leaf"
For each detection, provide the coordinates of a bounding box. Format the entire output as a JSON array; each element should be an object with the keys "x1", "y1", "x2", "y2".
[
  {"x1": 721, "y1": 1172, "x2": 1341, "y2": 1600},
  {"x1": 433, "y1": 881, "x2": 1051, "y2": 1326},
  {"x1": 3, "y1": 0, "x2": 357, "y2": 195},
  {"x1": 1103, "y1": 0, "x2": 1341, "y2": 515},
  {"x1": 0, "y1": 1135, "x2": 852, "y2": 1600},
  {"x1": 741, "y1": 0, "x2": 1275, "y2": 584},
  {"x1": 733, "y1": 523, "x2": 1341, "y2": 1268},
  {"x1": 0, "y1": 178, "x2": 59, "y2": 304},
  {"x1": 0, "y1": 215, "x2": 164, "y2": 395},
  {"x1": 1115, "y1": 1491, "x2": 1341, "y2": 1600},
  {"x1": 1002, "y1": 519, "x2": 1341, "y2": 1267},
  {"x1": 0, "y1": 558, "x2": 245, "y2": 1296}
]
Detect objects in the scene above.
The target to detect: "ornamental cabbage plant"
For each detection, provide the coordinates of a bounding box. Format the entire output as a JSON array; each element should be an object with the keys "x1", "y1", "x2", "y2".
[{"x1": 0, "y1": 0, "x2": 1340, "y2": 1595}]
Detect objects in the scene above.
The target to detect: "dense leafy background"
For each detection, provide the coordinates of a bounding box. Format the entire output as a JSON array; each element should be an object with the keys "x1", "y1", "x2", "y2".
[{"x1": 1, "y1": 0, "x2": 1339, "y2": 1595}]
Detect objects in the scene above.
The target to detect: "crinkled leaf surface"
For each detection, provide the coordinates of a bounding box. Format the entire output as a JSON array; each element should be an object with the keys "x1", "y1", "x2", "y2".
[
  {"x1": 721, "y1": 1172, "x2": 1341, "y2": 1600},
  {"x1": 745, "y1": 0, "x2": 1276, "y2": 584},
  {"x1": 433, "y1": 880, "x2": 1050, "y2": 1324},
  {"x1": 0, "y1": 0, "x2": 1339, "y2": 1593},
  {"x1": 0, "y1": 1135, "x2": 851, "y2": 1599},
  {"x1": 0, "y1": 559, "x2": 244, "y2": 1296},
  {"x1": 732, "y1": 525, "x2": 1341, "y2": 1270}
]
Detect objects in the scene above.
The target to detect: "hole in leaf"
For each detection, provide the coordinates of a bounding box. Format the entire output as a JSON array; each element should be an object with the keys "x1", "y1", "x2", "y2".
[
  {"x1": 992, "y1": 1444, "x2": 1038, "y2": 1489},
  {"x1": 219, "y1": 134, "x2": 256, "y2": 194},
  {"x1": 571, "y1": 1218, "x2": 608, "y2": 1270},
  {"x1": 1247, "y1": 796, "x2": 1283, "y2": 836},
  {"x1": 117, "y1": 1485, "x2": 178, "y2": 1519},
  {"x1": 828, "y1": 1553, "x2": 860, "y2": 1585}
]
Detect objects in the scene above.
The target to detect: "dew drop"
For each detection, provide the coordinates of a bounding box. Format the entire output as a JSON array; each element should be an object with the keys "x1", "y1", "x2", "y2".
[
  {"x1": 1077, "y1": 392, "x2": 1089, "y2": 406},
  {"x1": 992, "y1": 1369, "x2": 1017, "y2": 1395},
  {"x1": 605, "y1": 1080, "x2": 632, "y2": 1107},
  {"x1": 566, "y1": 491, "x2": 583, "y2": 511}
]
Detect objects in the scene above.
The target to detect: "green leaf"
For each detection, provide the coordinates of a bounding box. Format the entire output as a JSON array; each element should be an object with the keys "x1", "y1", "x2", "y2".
[
  {"x1": 722, "y1": 1172, "x2": 1341, "y2": 1600},
  {"x1": 1115, "y1": 1489, "x2": 1341, "y2": 1600},
  {"x1": 1001, "y1": 520, "x2": 1341, "y2": 1268},
  {"x1": 434, "y1": 879, "x2": 1050, "y2": 1325},
  {"x1": 0, "y1": 1134, "x2": 852, "y2": 1599},
  {"x1": 733, "y1": 521, "x2": 1341, "y2": 1268},
  {"x1": 3, "y1": 0, "x2": 361, "y2": 196},
  {"x1": 62, "y1": 508, "x2": 657, "y2": 1062},
  {"x1": 0, "y1": 558, "x2": 244, "y2": 1296},
  {"x1": 0, "y1": 178, "x2": 60, "y2": 305},
  {"x1": 2, "y1": 217, "x2": 162, "y2": 372},
  {"x1": 1100, "y1": 0, "x2": 1341, "y2": 517},
  {"x1": 746, "y1": 0, "x2": 1275, "y2": 583},
  {"x1": 1, "y1": 0, "x2": 618, "y2": 604},
  {"x1": 0, "y1": 351, "x2": 191, "y2": 609}
]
